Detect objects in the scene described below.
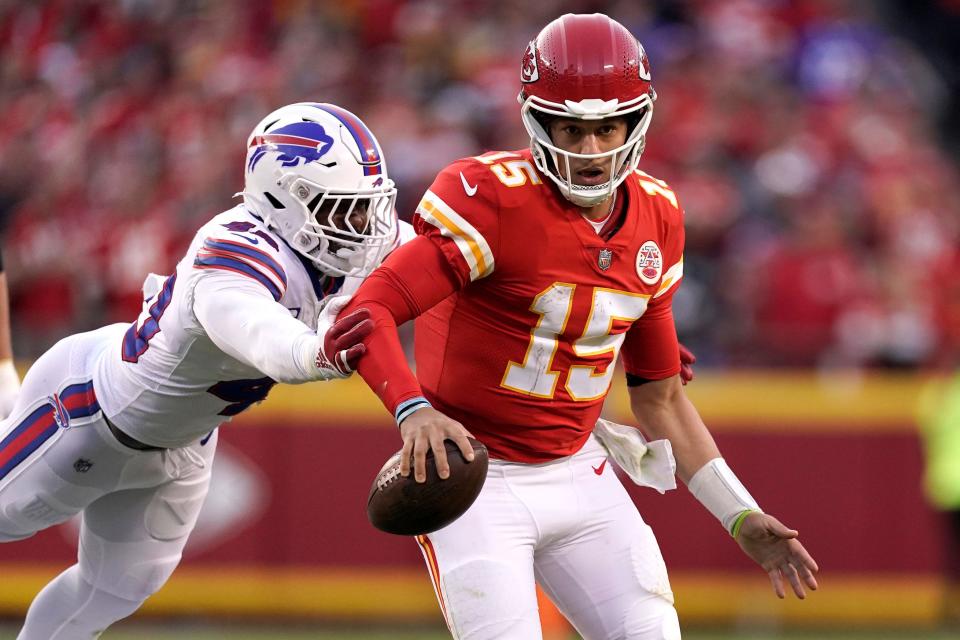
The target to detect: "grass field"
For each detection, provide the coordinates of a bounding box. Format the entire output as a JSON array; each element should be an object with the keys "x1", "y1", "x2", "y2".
[{"x1": 2, "y1": 623, "x2": 958, "y2": 640}]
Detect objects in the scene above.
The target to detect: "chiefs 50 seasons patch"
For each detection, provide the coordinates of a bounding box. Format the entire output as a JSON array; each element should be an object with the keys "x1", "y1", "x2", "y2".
[{"x1": 636, "y1": 240, "x2": 663, "y2": 285}]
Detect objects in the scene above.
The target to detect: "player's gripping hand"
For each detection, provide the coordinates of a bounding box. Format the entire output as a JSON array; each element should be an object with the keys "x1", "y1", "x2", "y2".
[
  {"x1": 311, "y1": 296, "x2": 373, "y2": 380},
  {"x1": 399, "y1": 407, "x2": 475, "y2": 483},
  {"x1": 0, "y1": 359, "x2": 19, "y2": 419},
  {"x1": 679, "y1": 343, "x2": 696, "y2": 385},
  {"x1": 736, "y1": 512, "x2": 819, "y2": 599}
]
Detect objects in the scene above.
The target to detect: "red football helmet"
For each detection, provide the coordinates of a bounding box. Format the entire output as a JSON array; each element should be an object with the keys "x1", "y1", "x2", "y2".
[{"x1": 519, "y1": 14, "x2": 656, "y2": 207}]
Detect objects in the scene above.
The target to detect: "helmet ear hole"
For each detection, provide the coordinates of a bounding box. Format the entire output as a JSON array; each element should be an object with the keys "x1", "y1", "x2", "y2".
[
  {"x1": 625, "y1": 110, "x2": 644, "y2": 137},
  {"x1": 533, "y1": 112, "x2": 556, "y2": 137},
  {"x1": 264, "y1": 192, "x2": 286, "y2": 209},
  {"x1": 305, "y1": 192, "x2": 323, "y2": 212}
]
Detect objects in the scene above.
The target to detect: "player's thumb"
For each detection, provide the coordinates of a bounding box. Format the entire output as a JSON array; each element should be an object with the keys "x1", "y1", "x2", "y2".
[
  {"x1": 766, "y1": 516, "x2": 799, "y2": 539},
  {"x1": 340, "y1": 343, "x2": 367, "y2": 372}
]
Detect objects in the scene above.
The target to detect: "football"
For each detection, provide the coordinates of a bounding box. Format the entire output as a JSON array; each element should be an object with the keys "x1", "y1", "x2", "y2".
[{"x1": 366, "y1": 437, "x2": 489, "y2": 536}]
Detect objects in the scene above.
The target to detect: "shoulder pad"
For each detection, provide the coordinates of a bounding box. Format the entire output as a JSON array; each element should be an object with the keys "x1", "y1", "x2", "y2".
[
  {"x1": 193, "y1": 216, "x2": 289, "y2": 301},
  {"x1": 631, "y1": 169, "x2": 683, "y2": 219}
]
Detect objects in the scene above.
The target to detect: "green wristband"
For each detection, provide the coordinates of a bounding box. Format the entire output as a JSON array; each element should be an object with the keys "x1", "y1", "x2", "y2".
[{"x1": 730, "y1": 509, "x2": 759, "y2": 538}]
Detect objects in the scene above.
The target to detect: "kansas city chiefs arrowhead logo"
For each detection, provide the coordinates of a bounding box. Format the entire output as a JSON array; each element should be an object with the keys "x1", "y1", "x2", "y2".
[
  {"x1": 637, "y1": 41, "x2": 651, "y2": 81},
  {"x1": 521, "y1": 40, "x2": 539, "y2": 83}
]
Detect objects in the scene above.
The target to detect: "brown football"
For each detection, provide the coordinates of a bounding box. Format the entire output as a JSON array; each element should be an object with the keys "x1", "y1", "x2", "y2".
[{"x1": 366, "y1": 437, "x2": 489, "y2": 536}]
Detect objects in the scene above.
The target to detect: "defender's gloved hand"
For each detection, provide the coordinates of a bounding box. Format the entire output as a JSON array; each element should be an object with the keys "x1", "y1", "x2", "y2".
[
  {"x1": 308, "y1": 295, "x2": 373, "y2": 379},
  {"x1": 679, "y1": 343, "x2": 696, "y2": 385}
]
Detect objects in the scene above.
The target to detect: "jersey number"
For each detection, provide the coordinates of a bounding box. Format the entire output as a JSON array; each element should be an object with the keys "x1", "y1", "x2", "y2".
[
  {"x1": 121, "y1": 274, "x2": 177, "y2": 363},
  {"x1": 501, "y1": 283, "x2": 650, "y2": 401},
  {"x1": 635, "y1": 170, "x2": 679, "y2": 209},
  {"x1": 207, "y1": 377, "x2": 276, "y2": 416},
  {"x1": 475, "y1": 152, "x2": 542, "y2": 188}
]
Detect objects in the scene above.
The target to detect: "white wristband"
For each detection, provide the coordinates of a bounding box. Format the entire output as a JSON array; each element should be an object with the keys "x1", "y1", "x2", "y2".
[
  {"x1": 294, "y1": 333, "x2": 347, "y2": 381},
  {"x1": 687, "y1": 458, "x2": 761, "y2": 534}
]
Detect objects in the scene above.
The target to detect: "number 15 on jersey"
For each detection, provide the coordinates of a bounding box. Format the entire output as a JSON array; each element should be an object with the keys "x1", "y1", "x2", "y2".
[{"x1": 501, "y1": 283, "x2": 650, "y2": 402}]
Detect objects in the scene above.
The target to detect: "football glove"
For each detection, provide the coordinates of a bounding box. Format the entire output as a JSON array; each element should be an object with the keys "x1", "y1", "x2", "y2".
[
  {"x1": 679, "y1": 342, "x2": 696, "y2": 385},
  {"x1": 311, "y1": 295, "x2": 373, "y2": 379}
]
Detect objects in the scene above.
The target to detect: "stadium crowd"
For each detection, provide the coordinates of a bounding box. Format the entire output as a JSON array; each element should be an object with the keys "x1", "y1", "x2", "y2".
[{"x1": 1, "y1": 0, "x2": 957, "y2": 368}]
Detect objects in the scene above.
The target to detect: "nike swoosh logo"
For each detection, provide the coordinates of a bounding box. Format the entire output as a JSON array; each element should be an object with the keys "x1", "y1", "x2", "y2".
[
  {"x1": 231, "y1": 232, "x2": 259, "y2": 244},
  {"x1": 460, "y1": 171, "x2": 478, "y2": 197},
  {"x1": 592, "y1": 459, "x2": 607, "y2": 475}
]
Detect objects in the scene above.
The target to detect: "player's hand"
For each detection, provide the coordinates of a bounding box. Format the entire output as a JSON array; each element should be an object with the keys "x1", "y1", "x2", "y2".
[
  {"x1": 736, "y1": 512, "x2": 819, "y2": 599},
  {"x1": 0, "y1": 359, "x2": 20, "y2": 420},
  {"x1": 399, "y1": 407, "x2": 475, "y2": 483},
  {"x1": 313, "y1": 296, "x2": 373, "y2": 379},
  {"x1": 679, "y1": 343, "x2": 696, "y2": 385}
]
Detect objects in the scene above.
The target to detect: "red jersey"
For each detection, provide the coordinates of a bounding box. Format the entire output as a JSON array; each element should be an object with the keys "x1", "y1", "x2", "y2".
[{"x1": 411, "y1": 150, "x2": 684, "y2": 462}]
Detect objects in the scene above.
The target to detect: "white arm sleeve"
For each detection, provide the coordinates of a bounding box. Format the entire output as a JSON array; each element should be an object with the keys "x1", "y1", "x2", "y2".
[{"x1": 192, "y1": 272, "x2": 320, "y2": 384}]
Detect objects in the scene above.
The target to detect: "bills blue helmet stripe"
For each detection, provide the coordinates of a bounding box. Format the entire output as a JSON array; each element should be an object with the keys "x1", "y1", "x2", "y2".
[{"x1": 308, "y1": 103, "x2": 383, "y2": 176}]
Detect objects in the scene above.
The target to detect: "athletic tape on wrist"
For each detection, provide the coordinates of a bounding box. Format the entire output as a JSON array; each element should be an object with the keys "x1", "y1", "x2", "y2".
[
  {"x1": 687, "y1": 458, "x2": 761, "y2": 534},
  {"x1": 395, "y1": 396, "x2": 431, "y2": 426},
  {"x1": 730, "y1": 509, "x2": 759, "y2": 539}
]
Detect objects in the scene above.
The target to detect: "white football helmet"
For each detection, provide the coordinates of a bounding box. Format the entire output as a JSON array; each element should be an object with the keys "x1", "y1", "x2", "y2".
[{"x1": 242, "y1": 102, "x2": 397, "y2": 277}]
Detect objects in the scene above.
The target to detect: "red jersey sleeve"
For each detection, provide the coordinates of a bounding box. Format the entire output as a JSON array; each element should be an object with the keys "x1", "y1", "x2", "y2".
[
  {"x1": 412, "y1": 158, "x2": 501, "y2": 286},
  {"x1": 341, "y1": 236, "x2": 462, "y2": 416},
  {"x1": 620, "y1": 178, "x2": 686, "y2": 380}
]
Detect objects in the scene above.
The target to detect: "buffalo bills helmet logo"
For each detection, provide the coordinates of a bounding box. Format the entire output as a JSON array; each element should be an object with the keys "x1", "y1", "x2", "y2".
[
  {"x1": 247, "y1": 122, "x2": 335, "y2": 173},
  {"x1": 49, "y1": 393, "x2": 70, "y2": 429},
  {"x1": 521, "y1": 40, "x2": 539, "y2": 83}
]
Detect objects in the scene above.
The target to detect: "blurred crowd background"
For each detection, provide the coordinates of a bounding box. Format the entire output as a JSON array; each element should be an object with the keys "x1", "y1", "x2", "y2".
[{"x1": 1, "y1": 0, "x2": 958, "y2": 368}]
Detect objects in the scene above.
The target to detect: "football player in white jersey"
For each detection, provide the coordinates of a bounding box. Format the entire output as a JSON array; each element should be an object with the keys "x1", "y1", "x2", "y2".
[{"x1": 0, "y1": 102, "x2": 400, "y2": 639}]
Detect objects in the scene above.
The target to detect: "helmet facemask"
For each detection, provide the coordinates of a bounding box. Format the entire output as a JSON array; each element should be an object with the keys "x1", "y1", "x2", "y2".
[
  {"x1": 520, "y1": 93, "x2": 655, "y2": 208},
  {"x1": 278, "y1": 173, "x2": 396, "y2": 278}
]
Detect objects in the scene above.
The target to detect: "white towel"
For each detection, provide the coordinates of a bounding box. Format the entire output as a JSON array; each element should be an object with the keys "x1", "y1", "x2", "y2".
[{"x1": 593, "y1": 419, "x2": 677, "y2": 494}]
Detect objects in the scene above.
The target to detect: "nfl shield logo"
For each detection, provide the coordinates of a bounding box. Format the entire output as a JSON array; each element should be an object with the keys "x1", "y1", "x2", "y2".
[{"x1": 598, "y1": 248, "x2": 613, "y2": 271}]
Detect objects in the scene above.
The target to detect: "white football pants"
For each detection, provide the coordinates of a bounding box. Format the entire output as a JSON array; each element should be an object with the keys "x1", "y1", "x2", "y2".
[
  {"x1": 417, "y1": 435, "x2": 680, "y2": 640},
  {"x1": 0, "y1": 328, "x2": 217, "y2": 639}
]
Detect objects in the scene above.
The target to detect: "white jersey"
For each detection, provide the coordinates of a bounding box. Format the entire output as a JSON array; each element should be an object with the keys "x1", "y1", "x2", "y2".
[{"x1": 92, "y1": 204, "x2": 397, "y2": 448}]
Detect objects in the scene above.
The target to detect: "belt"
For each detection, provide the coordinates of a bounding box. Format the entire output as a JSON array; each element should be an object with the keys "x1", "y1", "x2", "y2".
[{"x1": 106, "y1": 419, "x2": 165, "y2": 452}]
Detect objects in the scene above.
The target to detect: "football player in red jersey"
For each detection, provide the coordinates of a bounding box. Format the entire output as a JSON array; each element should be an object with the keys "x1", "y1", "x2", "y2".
[{"x1": 345, "y1": 13, "x2": 819, "y2": 639}]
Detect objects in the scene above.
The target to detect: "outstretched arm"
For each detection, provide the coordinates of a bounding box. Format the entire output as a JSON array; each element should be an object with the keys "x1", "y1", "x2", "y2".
[
  {"x1": 342, "y1": 236, "x2": 475, "y2": 481},
  {"x1": 193, "y1": 273, "x2": 371, "y2": 383},
  {"x1": 629, "y1": 376, "x2": 819, "y2": 599}
]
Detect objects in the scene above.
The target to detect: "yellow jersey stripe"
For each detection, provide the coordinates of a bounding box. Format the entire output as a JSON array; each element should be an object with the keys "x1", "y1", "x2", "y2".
[
  {"x1": 654, "y1": 257, "x2": 683, "y2": 298},
  {"x1": 418, "y1": 191, "x2": 494, "y2": 280}
]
